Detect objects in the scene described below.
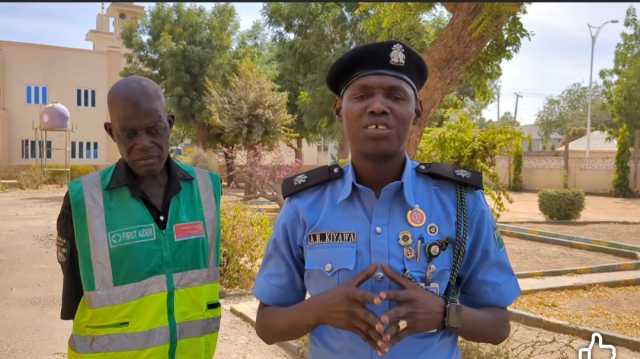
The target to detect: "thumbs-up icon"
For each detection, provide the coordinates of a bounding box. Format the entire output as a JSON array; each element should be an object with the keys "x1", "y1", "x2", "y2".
[{"x1": 578, "y1": 332, "x2": 616, "y2": 359}]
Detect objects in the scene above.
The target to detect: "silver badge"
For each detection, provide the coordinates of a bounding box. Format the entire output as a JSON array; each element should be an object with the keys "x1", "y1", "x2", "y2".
[
  {"x1": 454, "y1": 169, "x2": 471, "y2": 179},
  {"x1": 389, "y1": 43, "x2": 405, "y2": 66},
  {"x1": 293, "y1": 174, "x2": 308, "y2": 186}
]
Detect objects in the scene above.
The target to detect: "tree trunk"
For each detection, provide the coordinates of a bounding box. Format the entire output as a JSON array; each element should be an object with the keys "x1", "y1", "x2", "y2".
[
  {"x1": 295, "y1": 137, "x2": 304, "y2": 162},
  {"x1": 406, "y1": 3, "x2": 523, "y2": 156},
  {"x1": 563, "y1": 145, "x2": 570, "y2": 189},
  {"x1": 223, "y1": 147, "x2": 236, "y2": 187},
  {"x1": 244, "y1": 147, "x2": 261, "y2": 198},
  {"x1": 633, "y1": 129, "x2": 640, "y2": 191}
]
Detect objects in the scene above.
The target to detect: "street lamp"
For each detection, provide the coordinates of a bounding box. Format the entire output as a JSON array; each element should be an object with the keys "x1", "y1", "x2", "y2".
[{"x1": 586, "y1": 19, "x2": 618, "y2": 157}]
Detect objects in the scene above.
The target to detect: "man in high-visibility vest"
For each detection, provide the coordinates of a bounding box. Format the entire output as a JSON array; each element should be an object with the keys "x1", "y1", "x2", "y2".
[{"x1": 56, "y1": 75, "x2": 222, "y2": 359}]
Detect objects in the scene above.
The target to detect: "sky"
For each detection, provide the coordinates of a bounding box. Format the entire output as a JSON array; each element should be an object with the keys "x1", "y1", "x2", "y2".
[{"x1": 0, "y1": 2, "x2": 635, "y2": 125}]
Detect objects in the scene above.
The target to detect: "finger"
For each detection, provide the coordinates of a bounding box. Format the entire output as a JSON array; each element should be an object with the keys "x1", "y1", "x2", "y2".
[
  {"x1": 350, "y1": 264, "x2": 378, "y2": 287},
  {"x1": 355, "y1": 307, "x2": 381, "y2": 330},
  {"x1": 352, "y1": 321, "x2": 381, "y2": 350},
  {"x1": 349, "y1": 288, "x2": 377, "y2": 306},
  {"x1": 381, "y1": 264, "x2": 414, "y2": 289},
  {"x1": 379, "y1": 305, "x2": 409, "y2": 326},
  {"x1": 378, "y1": 289, "x2": 412, "y2": 303}
]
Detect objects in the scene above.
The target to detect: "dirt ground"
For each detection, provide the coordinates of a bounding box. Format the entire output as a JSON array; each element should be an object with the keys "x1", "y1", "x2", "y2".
[
  {"x1": 517, "y1": 223, "x2": 640, "y2": 247},
  {"x1": 503, "y1": 236, "x2": 630, "y2": 273},
  {"x1": 1, "y1": 187, "x2": 638, "y2": 358},
  {"x1": 500, "y1": 191, "x2": 640, "y2": 223},
  {"x1": 0, "y1": 188, "x2": 291, "y2": 359},
  {"x1": 513, "y1": 285, "x2": 640, "y2": 339}
]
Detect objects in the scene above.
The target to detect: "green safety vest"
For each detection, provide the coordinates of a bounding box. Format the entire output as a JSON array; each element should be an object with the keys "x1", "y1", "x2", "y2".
[{"x1": 67, "y1": 162, "x2": 221, "y2": 359}]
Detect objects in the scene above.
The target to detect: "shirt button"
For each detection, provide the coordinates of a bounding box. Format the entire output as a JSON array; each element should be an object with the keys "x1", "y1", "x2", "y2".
[
  {"x1": 159, "y1": 215, "x2": 165, "y2": 222},
  {"x1": 374, "y1": 271, "x2": 385, "y2": 281},
  {"x1": 324, "y1": 263, "x2": 333, "y2": 273},
  {"x1": 375, "y1": 226, "x2": 382, "y2": 234}
]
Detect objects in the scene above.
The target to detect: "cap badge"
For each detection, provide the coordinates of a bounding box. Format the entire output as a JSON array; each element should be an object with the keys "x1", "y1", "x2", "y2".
[
  {"x1": 454, "y1": 169, "x2": 471, "y2": 179},
  {"x1": 389, "y1": 43, "x2": 406, "y2": 66},
  {"x1": 293, "y1": 174, "x2": 308, "y2": 186}
]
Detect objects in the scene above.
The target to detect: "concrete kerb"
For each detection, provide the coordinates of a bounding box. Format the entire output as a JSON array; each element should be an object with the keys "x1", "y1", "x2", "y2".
[
  {"x1": 499, "y1": 228, "x2": 640, "y2": 260},
  {"x1": 516, "y1": 261, "x2": 640, "y2": 278},
  {"x1": 509, "y1": 308, "x2": 640, "y2": 352},
  {"x1": 498, "y1": 223, "x2": 640, "y2": 253},
  {"x1": 229, "y1": 305, "x2": 306, "y2": 359},
  {"x1": 520, "y1": 276, "x2": 640, "y2": 294}
]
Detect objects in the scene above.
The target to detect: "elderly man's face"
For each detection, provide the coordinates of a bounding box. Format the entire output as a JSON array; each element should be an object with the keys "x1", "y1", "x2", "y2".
[
  {"x1": 337, "y1": 75, "x2": 421, "y2": 161},
  {"x1": 106, "y1": 98, "x2": 173, "y2": 177}
]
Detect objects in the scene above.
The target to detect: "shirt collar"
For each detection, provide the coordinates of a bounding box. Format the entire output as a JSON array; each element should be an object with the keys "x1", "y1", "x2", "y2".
[
  {"x1": 337, "y1": 154, "x2": 417, "y2": 207},
  {"x1": 105, "y1": 156, "x2": 193, "y2": 194}
]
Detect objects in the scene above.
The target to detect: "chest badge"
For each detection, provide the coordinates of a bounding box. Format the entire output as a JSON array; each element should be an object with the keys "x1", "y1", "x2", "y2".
[
  {"x1": 427, "y1": 223, "x2": 439, "y2": 236},
  {"x1": 404, "y1": 246, "x2": 416, "y2": 260},
  {"x1": 406, "y1": 205, "x2": 426, "y2": 228},
  {"x1": 398, "y1": 231, "x2": 413, "y2": 247}
]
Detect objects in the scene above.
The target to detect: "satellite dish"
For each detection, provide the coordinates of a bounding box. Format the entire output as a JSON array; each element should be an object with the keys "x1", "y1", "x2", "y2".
[{"x1": 39, "y1": 103, "x2": 70, "y2": 130}]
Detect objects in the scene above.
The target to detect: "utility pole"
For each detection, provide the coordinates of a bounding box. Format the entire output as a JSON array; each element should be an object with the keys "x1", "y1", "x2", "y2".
[
  {"x1": 586, "y1": 19, "x2": 618, "y2": 157},
  {"x1": 496, "y1": 85, "x2": 501, "y2": 122},
  {"x1": 514, "y1": 92, "x2": 523, "y2": 122}
]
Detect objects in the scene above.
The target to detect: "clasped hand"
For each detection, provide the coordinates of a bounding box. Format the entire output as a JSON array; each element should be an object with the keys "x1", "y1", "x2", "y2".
[{"x1": 315, "y1": 264, "x2": 446, "y2": 356}]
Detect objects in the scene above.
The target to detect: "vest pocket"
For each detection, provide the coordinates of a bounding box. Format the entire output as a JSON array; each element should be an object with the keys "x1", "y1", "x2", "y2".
[{"x1": 85, "y1": 321, "x2": 130, "y2": 329}]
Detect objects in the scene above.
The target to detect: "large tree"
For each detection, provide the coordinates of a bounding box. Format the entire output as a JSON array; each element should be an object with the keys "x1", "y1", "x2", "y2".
[
  {"x1": 601, "y1": 6, "x2": 640, "y2": 196},
  {"x1": 120, "y1": 3, "x2": 239, "y2": 148}
]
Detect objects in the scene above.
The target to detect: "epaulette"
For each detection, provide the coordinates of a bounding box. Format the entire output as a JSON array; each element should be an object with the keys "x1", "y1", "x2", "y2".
[
  {"x1": 416, "y1": 163, "x2": 483, "y2": 190},
  {"x1": 282, "y1": 164, "x2": 343, "y2": 199}
]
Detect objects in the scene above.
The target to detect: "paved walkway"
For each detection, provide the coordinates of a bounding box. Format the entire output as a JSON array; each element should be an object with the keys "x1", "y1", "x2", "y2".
[{"x1": 499, "y1": 192, "x2": 640, "y2": 222}]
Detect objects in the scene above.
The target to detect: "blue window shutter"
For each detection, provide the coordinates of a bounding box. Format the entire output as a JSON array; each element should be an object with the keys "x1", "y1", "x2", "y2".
[
  {"x1": 84, "y1": 89, "x2": 88, "y2": 107},
  {"x1": 71, "y1": 141, "x2": 76, "y2": 159},
  {"x1": 91, "y1": 90, "x2": 96, "y2": 107},
  {"x1": 46, "y1": 141, "x2": 52, "y2": 159},
  {"x1": 93, "y1": 142, "x2": 98, "y2": 159},
  {"x1": 26, "y1": 86, "x2": 32, "y2": 104},
  {"x1": 34, "y1": 86, "x2": 40, "y2": 104},
  {"x1": 86, "y1": 142, "x2": 91, "y2": 159},
  {"x1": 42, "y1": 86, "x2": 48, "y2": 104},
  {"x1": 30, "y1": 140, "x2": 36, "y2": 158},
  {"x1": 21, "y1": 140, "x2": 25, "y2": 159},
  {"x1": 77, "y1": 89, "x2": 82, "y2": 106},
  {"x1": 78, "y1": 141, "x2": 84, "y2": 159}
]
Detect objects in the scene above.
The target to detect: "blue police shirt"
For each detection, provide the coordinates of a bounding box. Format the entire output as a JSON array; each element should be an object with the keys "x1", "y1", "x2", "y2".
[{"x1": 253, "y1": 155, "x2": 520, "y2": 359}]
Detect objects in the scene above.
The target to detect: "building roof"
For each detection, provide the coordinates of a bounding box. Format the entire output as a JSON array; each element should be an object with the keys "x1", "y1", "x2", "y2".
[
  {"x1": 518, "y1": 124, "x2": 562, "y2": 140},
  {"x1": 558, "y1": 130, "x2": 617, "y2": 152}
]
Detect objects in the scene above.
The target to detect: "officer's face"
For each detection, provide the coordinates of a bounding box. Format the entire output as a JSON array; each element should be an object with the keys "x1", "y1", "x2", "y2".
[
  {"x1": 337, "y1": 75, "x2": 421, "y2": 161},
  {"x1": 105, "y1": 98, "x2": 173, "y2": 177}
]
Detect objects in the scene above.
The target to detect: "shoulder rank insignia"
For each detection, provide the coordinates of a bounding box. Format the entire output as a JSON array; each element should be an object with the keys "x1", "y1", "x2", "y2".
[
  {"x1": 416, "y1": 163, "x2": 483, "y2": 190},
  {"x1": 282, "y1": 164, "x2": 343, "y2": 198}
]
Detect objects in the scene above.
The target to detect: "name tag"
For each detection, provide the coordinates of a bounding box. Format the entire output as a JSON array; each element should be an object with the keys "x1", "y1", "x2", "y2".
[
  {"x1": 109, "y1": 224, "x2": 156, "y2": 248},
  {"x1": 174, "y1": 221, "x2": 206, "y2": 241},
  {"x1": 307, "y1": 231, "x2": 357, "y2": 246}
]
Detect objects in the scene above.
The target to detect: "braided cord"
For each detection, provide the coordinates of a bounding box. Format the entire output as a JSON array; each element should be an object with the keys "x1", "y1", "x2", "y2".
[{"x1": 445, "y1": 184, "x2": 468, "y2": 302}]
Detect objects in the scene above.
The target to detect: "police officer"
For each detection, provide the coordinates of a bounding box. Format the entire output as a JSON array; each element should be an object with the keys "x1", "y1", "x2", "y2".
[
  {"x1": 252, "y1": 41, "x2": 520, "y2": 358},
  {"x1": 56, "y1": 76, "x2": 222, "y2": 358}
]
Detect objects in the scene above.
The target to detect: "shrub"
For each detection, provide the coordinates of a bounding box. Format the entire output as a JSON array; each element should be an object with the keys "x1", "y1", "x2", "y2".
[
  {"x1": 175, "y1": 147, "x2": 220, "y2": 173},
  {"x1": 538, "y1": 188, "x2": 585, "y2": 220},
  {"x1": 45, "y1": 165, "x2": 100, "y2": 185},
  {"x1": 0, "y1": 183, "x2": 7, "y2": 193},
  {"x1": 220, "y1": 202, "x2": 272, "y2": 290},
  {"x1": 510, "y1": 140, "x2": 523, "y2": 191},
  {"x1": 612, "y1": 124, "x2": 633, "y2": 197},
  {"x1": 17, "y1": 166, "x2": 46, "y2": 189}
]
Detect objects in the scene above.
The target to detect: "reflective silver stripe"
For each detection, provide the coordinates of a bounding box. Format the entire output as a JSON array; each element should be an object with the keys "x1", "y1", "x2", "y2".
[
  {"x1": 177, "y1": 317, "x2": 221, "y2": 340},
  {"x1": 69, "y1": 326, "x2": 170, "y2": 353},
  {"x1": 195, "y1": 168, "x2": 217, "y2": 268},
  {"x1": 85, "y1": 274, "x2": 167, "y2": 308},
  {"x1": 173, "y1": 267, "x2": 220, "y2": 289},
  {"x1": 82, "y1": 173, "x2": 114, "y2": 291}
]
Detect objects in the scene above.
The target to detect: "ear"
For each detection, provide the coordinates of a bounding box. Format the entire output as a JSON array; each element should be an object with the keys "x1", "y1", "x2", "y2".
[
  {"x1": 334, "y1": 98, "x2": 343, "y2": 123},
  {"x1": 413, "y1": 99, "x2": 424, "y2": 125},
  {"x1": 167, "y1": 114, "x2": 175, "y2": 129},
  {"x1": 104, "y1": 122, "x2": 115, "y2": 141}
]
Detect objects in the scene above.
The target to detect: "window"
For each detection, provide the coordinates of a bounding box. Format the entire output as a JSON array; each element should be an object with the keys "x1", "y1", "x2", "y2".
[
  {"x1": 93, "y1": 142, "x2": 98, "y2": 159},
  {"x1": 85, "y1": 142, "x2": 92, "y2": 159},
  {"x1": 77, "y1": 88, "x2": 96, "y2": 108},
  {"x1": 20, "y1": 139, "x2": 51, "y2": 159},
  {"x1": 25, "y1": 85, "x2": 48, "y2": 105},
  {"x1": 71, "y1": 141, "x2": 76, "y2": 159},
  {"x1": 78, "y1": 141, "x2": 84, "y2": 159}
]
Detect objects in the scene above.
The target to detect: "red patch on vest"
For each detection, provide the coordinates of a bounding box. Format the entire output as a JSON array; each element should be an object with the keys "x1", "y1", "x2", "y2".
[{"x1": 174, "y1": 221, "x2": 206, "y2": 241}]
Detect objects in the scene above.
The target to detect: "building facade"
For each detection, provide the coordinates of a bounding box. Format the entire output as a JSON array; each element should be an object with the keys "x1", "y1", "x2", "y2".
[{"x1": 0, "y1": 3, "x2": 144, "y2": 169}]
